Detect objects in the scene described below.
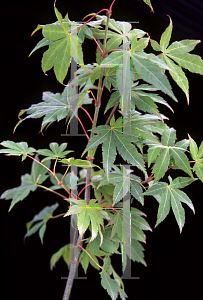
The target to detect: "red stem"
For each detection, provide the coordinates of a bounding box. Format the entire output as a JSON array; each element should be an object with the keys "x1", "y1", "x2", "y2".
[
  {"x1": 71, "y1": 8, "x2": 109, "y2": 35},
  {"x1": 80, "y1": 106, "x2": 93, "y2": 123},
  {"x1": 92, "y1": 35, "x2": 103, "y2": 55},
  {"x1": 109, "y1": 0, "x2": 116, "y2": 13},
  {"x1": 70, "y1": 109, "x2": 89, "y2": 140},
  {"x1": 77, "y1": 183, "x2": 91, "y2": 198}
]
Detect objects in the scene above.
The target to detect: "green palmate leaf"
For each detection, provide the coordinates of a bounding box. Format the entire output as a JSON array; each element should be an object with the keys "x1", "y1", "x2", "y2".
[
  {"x1": 29, "y1": 38, "x2": 53, "y2": 57},
  {"x1": 96, "y1": 15, "x2": 122, "y2": 34},
  {"x1": 131, "y1": 207, "x2": 152, "y2": 232},
  {"x1": 155, "y1": 188, "x2": 170, "y2": 227},
  {"x1": 188, "y1": 134, "x2": 198, "y2": 160},
  {"x1": 169, "y1": 187, "x2": 195, "y2": 213},
  {"x1": 54, "y1": 0, "x2": 69, "y2": 32},
  {"x1": 42, "y1": 24, "x2": 67, "y2": 40},
  {"x1": 30, "y1": 156, "x2": 51, "y2": 184},
  {"x1": 193, "y1": 161, "x2": 203, "y2": 182},
  {"x1": 100, "y1": 269, "x2": 119, "y2": 300},
  {"x1": 131, "y1": 52, "x2": 177, "y2": 101},
  {"x1": 78, "y1": 209, "x2": 90, "y2": 237},
  {"x1": 40, "y1": 18, "x2": 84, "y2": 83},
  {"x1": 170, "y1": 176, "x2": 194, "y2": 189},
  {"x1": 25, "y1": 203, "x2": 59, "y2": 243},
  {"x1": 0, "y1": 141, "x2": 36, "y2": 161},
  {"x1": 161, "y1": 128, "x2": 176, "y2": 146},
  {"x1": 1, "y1": 174, "x2": 37, "y2": 212},
  {"x1": 106, "y1": 35, "x2": 123, "y2": 52},
  {"x1": 54, "y1": 38, "x2": 71, "y2": 83},
  {"x1": 37, "y1": 142, "x2": 73, "y2": 162},
  {"x1": 1, "y1": 157, "x2": 50, "y2": 211},
  {"x1": 103, "y1": 67, "x2": 118, "y2": 90},
  {"x1": 150, "y1": 39, "x2": 161, "y2": 51},
  {"x1": 197, "y1": 141, "x2": 203, "y2": 159},
  {"x1": 142, "y1": 176, "x2": 195, "y2": 232},
  {"x1": 15, "y1": 85, "x2": 92, "y2": 131},
  {"x1": 164, "y1": 55, "x2": 189, "y2": 104},
  {"x1": 141, "y1": 182, "x2": 168, "y2": 196},
  {"x1": 152, "y1": 148, "x2": 170, "y2": 182},
  {"x1": 113, "y1": 177, "x2": 129, "y2": 205},
  {"x1": 82, "y1": 126, "x2": 110, "y2": 156},
  {"x1": 148, "y1": 146, "x2": 161, "y2": 167},
  {"x1": 50, "y1": 244, "x2": 72, "y2": 270},
  {"x1": 100, "y1": 229, "x2": 120, "y2": 254},
  {"x1": 189, "y1": 138, "x2": 203, "y2": 182},
  {"x1": 160, "y1": 16, "x2": 172, "y2": 52},
  {"x1": 116, "y1": 51, "x2": 133, "y2": 114},
  {"x1": 131, "y1": 37, "x2": 149, "y2": 52},
  {"x1": 166, "y1": 39, "x2": 201, "y2": 54},
  {"x1": 102, "y1": 130, "x2": 117, "y2": 182},
  {"x1": 167, "y1": 52, "x2": 203, "y2": 75},
  {"x1": 130, "y1": 179, "x2": 144, "y2": 205},
  {"x1": 80, "y1": 245, "x2": 100, "y2": 272},
  {"x1": 89, "y1": 236, "x2": 100, "y2": 255},
  {"x1": 130, "y1": 28, "x2": 146, "y2": 39},
  {"x1": 170, "y1": 190, "x2": 185, "y2": 233},
  {"x1": 140, "y1": 52, "x2": 172, "y2": 71},
  {"x1": 175, "y1": 139, "x2": 189, "y2": 150},
  {"x1": 170, "y1": 148, "x2": 193, "y2": 178},
  {"x1": 126, "y1": 239, "x2": 147, "y2": 266},
  {"x1": 114, "y1": 134, "x2": 146, "y2": 173},
  {"x1": 108, "y1": 211, "x2": 123, "y2": 241},
  {"x1": 131, "y1": 91, "x2": 161, "y2": 118},
  {"x1": 60, "y1": 157, "x2": 100, "y2": 169},
  {"x1": 101, "y1": 51, "x2": 123, "y2": 67}
]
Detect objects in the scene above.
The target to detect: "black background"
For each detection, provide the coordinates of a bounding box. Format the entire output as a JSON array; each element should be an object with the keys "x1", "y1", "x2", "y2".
[{"x1": 1, "y1": 0, "x2": 203, "y2": 299}]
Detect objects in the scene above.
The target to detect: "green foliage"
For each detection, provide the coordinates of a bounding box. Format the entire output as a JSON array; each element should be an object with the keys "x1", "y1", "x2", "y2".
[
  {"x1": 25, "y1": 203, "x2": 59, "y2": 243},
  {"x1": 1, "y1": 1, "x2": 203, "y2": 299}
]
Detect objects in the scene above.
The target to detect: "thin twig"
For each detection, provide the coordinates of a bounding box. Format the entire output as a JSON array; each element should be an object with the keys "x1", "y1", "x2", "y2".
[{"x1": 105, "y1": 102, "x2": 119, "y2": 125}]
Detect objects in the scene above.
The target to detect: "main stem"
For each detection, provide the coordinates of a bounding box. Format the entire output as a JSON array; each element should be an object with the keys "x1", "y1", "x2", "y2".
[
  {"x1": 88, "y1": 11, "x2": 111, "y2": 158},
  {"x1": 62, "y1": 11, "x2": 111, "y2": 300}
]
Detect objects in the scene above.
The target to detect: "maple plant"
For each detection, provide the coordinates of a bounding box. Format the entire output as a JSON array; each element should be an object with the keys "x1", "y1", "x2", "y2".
[{"x1": 1, "y1": 0, "x2": 203, "y2": 299}]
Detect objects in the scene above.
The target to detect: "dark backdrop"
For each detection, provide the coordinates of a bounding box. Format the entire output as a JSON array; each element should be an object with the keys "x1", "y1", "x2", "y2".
[{"x1": 1, "y1": 1, "x2": 203, "y2": 299}]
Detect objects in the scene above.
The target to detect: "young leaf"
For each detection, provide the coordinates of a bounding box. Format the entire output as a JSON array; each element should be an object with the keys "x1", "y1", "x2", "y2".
[
  {"x1": 38, "y1": 142, "x2": 73, "y2": 161},
  {"x1": 0, "y1": 141, "x2": 36, "y2": 161}
]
